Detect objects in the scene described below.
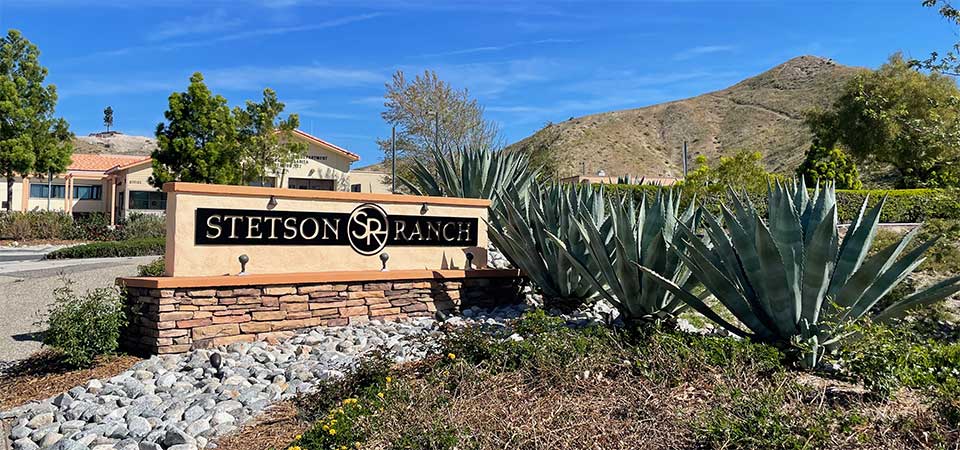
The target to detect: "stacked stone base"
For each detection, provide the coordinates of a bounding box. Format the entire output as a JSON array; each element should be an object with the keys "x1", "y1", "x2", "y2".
[{"x1": 121, "y1": 275, "x2": 524, "y2": 354}]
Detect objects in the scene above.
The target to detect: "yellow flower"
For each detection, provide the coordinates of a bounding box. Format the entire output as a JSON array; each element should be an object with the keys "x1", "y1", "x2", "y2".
[
  {"x1": 377, "y1": 392, "x2": 384, "y2": 399},
  {"x1": 322, "y1": 424, "x2": 329, "y2": 431},
  {"x1": 288, "y1": 447, "x2": 301, "y2": 450},
  {"x1": 354, "y1": 443, "x2": 362, "y2": 449},
  {"x1": 329, "y1": 428, "x2": 337, "y2": 435},
  {"x1": 448, "y1": 353, "x2": 456, "y2": 360},
  {"x1": 295, "y1": 435, "x2": 302, "y2": 440},
  {"x1": 385, "y1": 376, "x2": 392, "y2": 383},
  {"x1": 340, "y1": 447, "x2": 347, "y2": 450}
]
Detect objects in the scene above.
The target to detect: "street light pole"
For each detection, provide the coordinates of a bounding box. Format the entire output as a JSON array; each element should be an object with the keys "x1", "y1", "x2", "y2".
[
  {"x1": 391, "y1": 125, "x2": 397, "y2": 194},
  {"x1": 433, "y1": 110, "x2": 440, "y2": 154}
]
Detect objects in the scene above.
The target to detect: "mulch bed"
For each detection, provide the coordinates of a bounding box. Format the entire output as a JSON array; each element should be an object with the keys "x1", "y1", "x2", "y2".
[
  {"x1": 0, "y1": 351, "x2": 141, "y2": 410},
  {"x1": 214, "y1": 401, "x2": 310, "y2": 450}
]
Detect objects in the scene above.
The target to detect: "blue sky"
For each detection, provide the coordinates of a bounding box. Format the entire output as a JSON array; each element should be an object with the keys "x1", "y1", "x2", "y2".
[{"x1": 1, "y1": 0, "x2": 953, "y2": 167}]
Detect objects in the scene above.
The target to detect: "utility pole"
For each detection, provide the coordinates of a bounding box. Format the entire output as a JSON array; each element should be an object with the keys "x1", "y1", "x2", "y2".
[
  {"x1": 46, "y1": 170, "x2": 52, "y2": 211},
  {"x1": 391, "y1": 125, "x2": 397, "y2": 194},
  {"x1": 682, "y1": 141, "x2": 689, "y2": 179},
  {"x1": 433, "y1": 111, "x2": 440, "y2": 154}
]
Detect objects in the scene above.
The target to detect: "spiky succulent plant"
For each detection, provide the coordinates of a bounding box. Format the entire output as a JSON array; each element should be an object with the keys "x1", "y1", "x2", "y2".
[
  {"x1": 551, "y1": 189, "x2": 701, "y2": 323},
  {"x1": 639, "y1": 180, "x2": 960, "y2": 367},
  {"x1": 489, "y1": 182, "x2": 608, "y2": 303},
  {"x1": 399, "y1": 146, "x2": 536, "y2": 207}
]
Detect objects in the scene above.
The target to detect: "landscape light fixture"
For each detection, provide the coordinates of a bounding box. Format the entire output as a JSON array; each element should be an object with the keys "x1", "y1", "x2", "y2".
[
  {"x1": 267, "y1": 195, "x2": 278, "y2": 209},
  {"x1": 238, "y1": 254, "x2": 249, "y2": 275},
  {"x1": 465, "y1": 251, "x2": 474, "y2": 270},
  {"x1": 420, "y1": 203, "x2": 429, "y2": 215},
  {"x1": 380, "y1": 253, "x2": 390, "y2": 271}
]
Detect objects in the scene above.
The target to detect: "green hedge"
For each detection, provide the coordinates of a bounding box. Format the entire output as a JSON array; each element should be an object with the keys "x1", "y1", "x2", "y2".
[
  {"x1": 45, "y1": 238, "x2": 165, "y2": 259},
  {"x1": 0, "y1": 211, "x2": 166, "y2": 242},
  {"x1": 598, "y1": 185, "x2": 960, "y2": 223}
]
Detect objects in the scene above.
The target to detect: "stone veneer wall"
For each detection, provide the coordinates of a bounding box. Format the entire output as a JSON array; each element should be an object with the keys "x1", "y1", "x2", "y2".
[{"x1": 121, "y1": 277, "x2": 524, "y2": 354}]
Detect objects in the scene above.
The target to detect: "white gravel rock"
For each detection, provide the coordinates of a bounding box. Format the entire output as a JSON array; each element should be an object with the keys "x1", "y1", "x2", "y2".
[{"x1": 1, "y1": 304, "x2": 525, "y2": 449}]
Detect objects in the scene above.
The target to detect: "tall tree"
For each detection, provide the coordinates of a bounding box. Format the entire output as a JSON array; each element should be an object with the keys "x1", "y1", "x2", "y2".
[
  {"x1": 235, "y1": 88, "x2": 306, "y2": 187},
  {"x1": 377, "y1": 70, "x2": 501, "y2": 181},
  {"x1": 150, "y1": 72, "x2": 242, "y2": 188},
  {"x1": 0, "y1": 29, "x2": 73, "y2": 211},
  {"x1": 103, "y1": 106, "x2": 113, "y2": 132},
  {"x1": 806, "y1": 54, "x2": 960, "y2": 187},
  {"x1": 911, "y1": 1, "x2": 960, "y2": 75}
]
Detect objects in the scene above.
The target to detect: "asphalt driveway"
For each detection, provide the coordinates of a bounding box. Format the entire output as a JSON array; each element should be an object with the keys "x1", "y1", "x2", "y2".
[{"x1": 0, "y1": 256, "x2": 157, "y2": 364}]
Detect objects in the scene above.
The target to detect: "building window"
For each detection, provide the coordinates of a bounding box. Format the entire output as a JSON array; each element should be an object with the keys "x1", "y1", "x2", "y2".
[
  {"x1": 30, "y1": 184, "x2": 66, "y2": 199},
  {"x1": 249, "y1": 178, "x2": 276, "y2": 188},
  {"x1": 73, "y1": 185, "x2": 102, "y2": 200},
  {"x1": 288, "y1": 178, "x2": 335, "y2": 191},
  {"x1": 129, "y1": 191, "x2": 167, "y2": 210},
  {"x1": 350, "y1": 184, "x2": 362, "y2": 192}
]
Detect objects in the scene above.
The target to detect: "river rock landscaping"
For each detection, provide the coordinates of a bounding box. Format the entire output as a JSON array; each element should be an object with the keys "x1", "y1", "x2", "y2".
[{"x1": 0, "y1": 305, "x2": 529, "y2": 450}]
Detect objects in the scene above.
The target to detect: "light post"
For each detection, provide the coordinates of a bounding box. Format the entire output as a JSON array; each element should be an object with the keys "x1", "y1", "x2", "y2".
[{"x1": 391, "y1": 125, "x2": 397, "y2": 194}]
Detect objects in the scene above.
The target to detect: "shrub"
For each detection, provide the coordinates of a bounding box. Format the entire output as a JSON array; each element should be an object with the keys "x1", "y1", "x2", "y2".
[
  {"x1": 797, "y1": 145, "x2": 862, "y2": 189},
  {"x1": 600, "y1": 184, "x2": 960, "y2": 223},
  {"x1": 67, "y1": 212, "x2": 119, "y2": 241},
  {"x1": 41, "y1": 280, "x2": 127, "y2": 368},
  {"x1": 0, "y1": 211, "x2": 74, "y2": 240},
  {"x1": 117, "y1": 213, "x2": 165, "y2": 240},
  {"x1": 45, "y1": 238, "x2": 165, "y2": 259},
  {"x1": 839, "y1": 320, "x2": 960, "y2": 399},
  {"x1": 137, "y1": 257, "x2": 165, "y2": 276}
]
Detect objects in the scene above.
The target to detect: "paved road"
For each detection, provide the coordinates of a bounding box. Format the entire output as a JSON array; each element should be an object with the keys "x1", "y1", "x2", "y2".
[{"x1": 0, "y1": 256, "x2": 157, "y2": 363}]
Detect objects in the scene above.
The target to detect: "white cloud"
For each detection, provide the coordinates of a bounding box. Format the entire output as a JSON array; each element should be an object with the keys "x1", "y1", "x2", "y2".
[
  {"x1": 72, "y1": 13, "x2": 383, "y2": 61},
  {"x1": 147, "y1": 10, "x2": 244, "y2": 41},
  {"x1": 59, "y1": 64, "x2": 383, "y2": 98},
  {"x1": 419, "y1": 38, "x2": 579, "y2": 58},
  {"x1": 673, "y1": 45, "x2": 737, "y2": 61}
]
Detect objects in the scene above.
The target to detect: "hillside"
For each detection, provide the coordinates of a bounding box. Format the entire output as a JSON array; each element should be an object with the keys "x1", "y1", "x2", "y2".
[
  {"x1": 508, "y1": 56, "x2": 865, "y2": 178},
  {"x1": 72, "y1": 132, "x2": 156, "y2": 156}
]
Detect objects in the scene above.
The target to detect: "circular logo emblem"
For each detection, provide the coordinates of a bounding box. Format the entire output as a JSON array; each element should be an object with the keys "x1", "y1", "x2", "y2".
[{"x1": 348, "y1": 203, "x2": 389, "y2": 256}]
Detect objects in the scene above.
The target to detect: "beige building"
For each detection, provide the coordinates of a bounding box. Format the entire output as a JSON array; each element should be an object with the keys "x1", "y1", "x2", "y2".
[{"x1": 1, "y1": 130, "x2": 391, "y2": 224}]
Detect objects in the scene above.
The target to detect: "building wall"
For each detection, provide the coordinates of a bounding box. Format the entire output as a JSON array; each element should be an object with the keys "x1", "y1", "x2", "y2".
[
  {"x1": 268, "y1": 139, "x2": 355, "y2": 190},
  {"x1": 346, "y1": 171, "x2": 392, "y2": 194},
  {"x1": 0, "y1": 178, "x2": 25, "y2": 211}
]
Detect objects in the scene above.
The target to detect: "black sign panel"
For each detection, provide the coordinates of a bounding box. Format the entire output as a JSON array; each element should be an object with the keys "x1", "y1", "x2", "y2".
[{"x1": 195, "y1": 204, "x2": 478, "y2": 256}]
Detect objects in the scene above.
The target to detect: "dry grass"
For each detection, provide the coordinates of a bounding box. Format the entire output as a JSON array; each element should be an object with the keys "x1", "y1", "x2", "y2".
[
  {"x1": 215, "y1": 401, "x2": 310, "y2": 450},
  {"x1": 0, "y1": 351, "x2": 140, "y2": 410}
]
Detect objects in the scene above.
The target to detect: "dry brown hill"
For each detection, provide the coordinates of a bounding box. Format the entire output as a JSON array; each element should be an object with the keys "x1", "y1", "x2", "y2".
[
  {"x1": 508, "y1": 56, "x2": 865, "y2": 178},
  {"x1": 72, "y1": 132, "x2": 156, "y2": 156}
]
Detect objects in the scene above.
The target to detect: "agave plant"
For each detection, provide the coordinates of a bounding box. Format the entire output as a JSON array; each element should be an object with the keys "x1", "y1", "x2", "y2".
[
  {"x1": 399, "y1": 146, "x2": 537, "y2": 206},
  {"x1": 639, "y1": 180, "x2": 960, "y2": 367},
  {"x1": 488, "y1": 182, "x2": 609, "y2": 304},
  {"x1": 551, "y1": 189, "x2": 701, "y2": 323}
]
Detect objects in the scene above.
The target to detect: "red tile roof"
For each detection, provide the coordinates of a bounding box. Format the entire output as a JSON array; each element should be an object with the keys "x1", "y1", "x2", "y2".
[{"x1": 69, "y1": 154, "x2": 151, "y2": 172}]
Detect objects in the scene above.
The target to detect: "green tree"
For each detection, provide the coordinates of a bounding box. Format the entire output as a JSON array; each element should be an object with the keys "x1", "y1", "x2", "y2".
[
  {"x1": 0, "y1": 29, "x2": 73, "y2": 211},
  {"x1": 150, "y1": 72, "x2": 242, "y2": 188},
  {"x1": 806, "y1": 54, "x2": 960, "y2": 188},
  {"x1": 911, "y1": 1, "x2": 960, "y2": 75},
  {"x1": 103, "y1": 106, "x2": 113, "y2": 132},
  {"x1": 235, "y1": 88, "x2": 306, "y2": 187},
  {"x1": 378, "y1": 70, "x2": 501, "y2": 182},
  {"x1": 796, "y1": 145, "x2": 862, "y2": 189},
  {"x1": 682, "y1": 150, "x2": 773, "y2": 195}
]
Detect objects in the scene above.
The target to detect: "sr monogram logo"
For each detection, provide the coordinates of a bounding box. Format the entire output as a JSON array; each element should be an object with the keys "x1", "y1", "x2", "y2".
[{"x1": 347, "y1": 203, "x2": 389, "y2": 255}]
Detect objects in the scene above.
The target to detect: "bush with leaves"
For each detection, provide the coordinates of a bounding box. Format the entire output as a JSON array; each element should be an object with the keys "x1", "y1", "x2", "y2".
[
  {"x1": 0, "y1": 211, "x2": 74, "y2": 240},
  {"x1": 41, "y1": 280, "x2": 127, "y2": 367},
  {"x1": 797, "y1": 145, "x2": 862, "y2": 189},
  {"x1": 118, "y1": 213, "x2": 165, "y2": 240},
  {"x1": 137, "y1": 257, "x2": 165, "y2": 277},
  {"x1": 45, "y1": 237, "x2": 165, "y2": 259},
  {"x1": 67, "y1": 212, "x2": 118, "y2": 241}
]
